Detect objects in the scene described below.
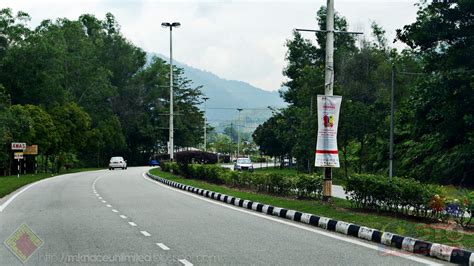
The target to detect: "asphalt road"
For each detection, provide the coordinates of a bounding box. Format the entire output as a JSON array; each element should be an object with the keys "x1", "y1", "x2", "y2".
[{"x1": 0, "y1": 167, "x2": 444, "y2": 265}]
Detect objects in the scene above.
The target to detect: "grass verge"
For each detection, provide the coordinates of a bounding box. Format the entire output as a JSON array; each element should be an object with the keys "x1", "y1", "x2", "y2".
[
  {"x1": 0, "y1": 168, "x2": 103, "y2": 198},
  {"x1": 150, "y1": 168, "x2": 474, "y2": 250}
]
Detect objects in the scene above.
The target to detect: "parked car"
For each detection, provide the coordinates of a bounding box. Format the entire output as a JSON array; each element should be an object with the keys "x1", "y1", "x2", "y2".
[
  {"x1": 109, "y1": 156, "x2": 127, "y2": 170},
  {"x1": 148, "y1": 159, "x2": 159, "y2": 166},
  {"x1": 234, "y1": 157, "x2": 254, "y2": 171}
]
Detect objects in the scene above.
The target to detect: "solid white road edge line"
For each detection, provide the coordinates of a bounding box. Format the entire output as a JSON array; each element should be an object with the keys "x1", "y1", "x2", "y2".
[
  {"x1": 178, "y1": 259, "x2": 193, "y2": 266},
  {"x1": 0, "y1": 172, "x2": 101, "y2": 213},
  {"x1": 156, "y1": 243, "x2": 170, "y2": 251},
  {"x1": 142, "y1": 173, "x2": 440, "y2": 266}
]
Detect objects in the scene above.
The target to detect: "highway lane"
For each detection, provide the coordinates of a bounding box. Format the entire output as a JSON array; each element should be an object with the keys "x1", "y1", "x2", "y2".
[{"x1": 0, "y1": 167, "x2": 444, "y2": 265}]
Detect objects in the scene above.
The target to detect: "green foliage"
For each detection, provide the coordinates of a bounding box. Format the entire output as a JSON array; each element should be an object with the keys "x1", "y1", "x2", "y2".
[
  {"x1": 345, "y1": 174, "x2": 445, "y2": 219},
  {"x1": 160, "y1": 162, "x2": 323, "y2": 199},
  {"x1": 0, "y1": 11, "x2": 205, "y2": 172}
]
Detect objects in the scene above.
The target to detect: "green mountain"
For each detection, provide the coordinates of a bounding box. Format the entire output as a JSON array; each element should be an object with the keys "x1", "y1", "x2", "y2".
[{"x1": 151, "y1": 53, "x2": 286, "y2": 133}]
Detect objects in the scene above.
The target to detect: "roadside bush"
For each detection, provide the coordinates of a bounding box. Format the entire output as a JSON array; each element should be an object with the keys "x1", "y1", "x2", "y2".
[
  {"x1": 295, "y1": 174, "x2": 323, "y2": 199},
  {"x1": 158, "y1": 163, "x2": 323, "y2": 199},
  {"x1": 345, "y1": 174, "x2": 445, "y2": 219}
]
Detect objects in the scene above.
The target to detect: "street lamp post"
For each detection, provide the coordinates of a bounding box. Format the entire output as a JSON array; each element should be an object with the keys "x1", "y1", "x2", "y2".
[
  {"x1": 203, "y1": 97, "x2": 209, "y2": 151},
  {"x1": 162, "y1": 22, "x2": 180, "y2": 161},
  {"x1": 237, "y1": 108, "x2": 243, "y2": 158}
]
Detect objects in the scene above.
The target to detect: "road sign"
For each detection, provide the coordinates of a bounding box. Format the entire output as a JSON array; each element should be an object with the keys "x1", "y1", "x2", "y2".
[
  {"x1": 14, "y1": 152, "x2": 24, "y2": 160},
  {"x1": 11, "y1": 143, "x2": 26, "y2": 151},
  {"x1": 24, "y1": 145, "x2": 38, "y2": 155}
]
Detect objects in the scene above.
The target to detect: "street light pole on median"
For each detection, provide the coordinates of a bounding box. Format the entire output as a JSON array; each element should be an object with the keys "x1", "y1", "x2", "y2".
[
  {"x1": 203, "y1": 97, "x2": 209, "y2": 151},
  {"x1": 162, "y1": 22, "x2": 181, "y2": 161},
  {"x1": 237, "y1": 108, "x2": 243, "y2": 158}
]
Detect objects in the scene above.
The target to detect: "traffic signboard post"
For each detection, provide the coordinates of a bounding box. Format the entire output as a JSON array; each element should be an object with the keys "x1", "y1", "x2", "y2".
[
  {"x1": 11, "y1": 143, "x2": 26, "y2": 151},
  {"x1": 11, "y1": 143, "x2": 27, "y2": 178},
  {"x1": 14, "y1": 152, "x2": 23, "y2": 178}
]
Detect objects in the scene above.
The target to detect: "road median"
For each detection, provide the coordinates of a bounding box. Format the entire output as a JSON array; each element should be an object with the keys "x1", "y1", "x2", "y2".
[{"x1": 147, "y1": 169, "x2": 474, "y2": 265}]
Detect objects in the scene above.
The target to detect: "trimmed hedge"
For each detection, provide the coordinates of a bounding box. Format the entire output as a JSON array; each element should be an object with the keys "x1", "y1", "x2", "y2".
[
  {"x1": 160, "y1": 162, "x2": 323, "y2": 199},
  {"x1": 345, "y1": 174, "x2": 444, "y2": 218},
  {"x1": 344, "y1": 174, "x2": 474, "y2": 227}
]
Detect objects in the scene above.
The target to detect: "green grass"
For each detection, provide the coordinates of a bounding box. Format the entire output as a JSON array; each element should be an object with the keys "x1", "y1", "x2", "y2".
[
  {"x1": 150, "y1": 168, "x2": 474, "y2": 250},
  {"x1": 0, "y1": 168, "x2": 103, "y2": 198}
]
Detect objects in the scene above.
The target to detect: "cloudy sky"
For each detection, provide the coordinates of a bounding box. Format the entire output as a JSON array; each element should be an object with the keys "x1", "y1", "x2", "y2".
[{"x1": 3, "y1": 0, "x2": 420, "y2": 91}]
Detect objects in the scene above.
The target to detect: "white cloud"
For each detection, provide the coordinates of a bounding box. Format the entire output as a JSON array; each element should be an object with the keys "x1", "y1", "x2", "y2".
[{"x1": 2, "y1": 0, "x2": 419, "y2": 91}]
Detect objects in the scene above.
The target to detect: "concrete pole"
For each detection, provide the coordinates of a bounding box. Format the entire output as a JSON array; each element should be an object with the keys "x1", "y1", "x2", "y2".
[
  {"x1": 323, "y1": 0, "x2": 335, "y2": 201},
  {"x1": 237, "y1": 108, "x2": 243, "y2": 158},
  {"x1": 169, "y1": 27, "x2": 174, "y2": 161},
  {"x1": 389, "y1": 66, "x2": 395, "y2": 180},
  {"x1": 203, "y1": 97, "x2": 209, "y2": 151}
]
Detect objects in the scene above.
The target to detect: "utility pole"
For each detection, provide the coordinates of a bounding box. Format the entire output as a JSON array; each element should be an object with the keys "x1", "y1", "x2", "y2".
[
  {"x1": 389, "y1": 66, "x2": 395, "y2": 180},
  {"x1": 203, "y1": 97, "x2": 209, "y2": 151},
  {"x1": 162, "y1": 22, "x2": 181, "y2": 161},
  {"x1": 322, "y1": 0, "x2": 335, "y2": 201},
  {"x1": 296, "y1": 0, "x2": 362, "y2": 202},
  {"x1": 237, "y1": 108, "x2": 243, "y2": 158}
]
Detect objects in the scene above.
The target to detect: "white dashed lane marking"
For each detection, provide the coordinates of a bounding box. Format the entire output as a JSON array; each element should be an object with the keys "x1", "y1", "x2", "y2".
[
  {"x1": 156, "y1": 243, "x2": 170, "y2": 251},
  {"x1": 120, "y1": 215, "x2": 127, "y2": 219},
  {"x1": 128, "y1": 222, "x2": 137, "y2": 227},
  {"x1": 112, "y1": 209, "x2": 118, "y2": 213},
  {"x1": 140, "y1": 231, "x2": 151, "y2": 237},
  {"x1": 178, "y1": 259, "x2": 193, "y2": 266},
  {"x1": 106, "y1": 204, "x2": 112, "y2": 208}
]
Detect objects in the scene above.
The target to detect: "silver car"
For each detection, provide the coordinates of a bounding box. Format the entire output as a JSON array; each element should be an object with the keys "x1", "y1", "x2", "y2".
[
  {"x1": 109, "y1": 156, "x2": 127, "y2": 170},
  {"x1": 234, "y1": 158, "x2": 254, "y2": 171}
]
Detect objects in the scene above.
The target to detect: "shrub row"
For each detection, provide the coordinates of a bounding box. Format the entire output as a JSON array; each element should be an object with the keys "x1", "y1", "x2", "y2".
[
  {"x1": 160, "y1": 162, "x2": 323, "y2": 199},
  {"x1": 344, "y1": 174, "x2": 474, "y2": 227}
]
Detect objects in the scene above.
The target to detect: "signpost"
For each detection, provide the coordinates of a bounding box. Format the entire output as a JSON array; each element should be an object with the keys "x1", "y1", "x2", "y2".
[
  {"x1": 14, "y1": 152, "x2": 23, "y2": 178},
  {"x1": 11, "y1": 143, "x2": 27, "y2": 178},
  {"x1": 11, "y1": 143, "x2": 26, "y2": 151}
]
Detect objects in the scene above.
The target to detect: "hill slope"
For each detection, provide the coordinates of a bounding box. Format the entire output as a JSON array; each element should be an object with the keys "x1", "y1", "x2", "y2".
[{"x1": 150, "y1": 53, "x2": 286, "y2": 132}]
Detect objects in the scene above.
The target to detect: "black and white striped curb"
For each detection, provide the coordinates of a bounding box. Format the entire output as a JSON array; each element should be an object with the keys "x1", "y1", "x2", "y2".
[{"x1": 147, "y1": 172, "x2": 473, "y2": 265}]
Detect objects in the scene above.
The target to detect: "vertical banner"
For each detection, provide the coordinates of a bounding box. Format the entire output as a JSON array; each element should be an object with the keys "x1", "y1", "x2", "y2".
[{"x1": 315, "y1": 95, "x2": 342, "y2": 167}]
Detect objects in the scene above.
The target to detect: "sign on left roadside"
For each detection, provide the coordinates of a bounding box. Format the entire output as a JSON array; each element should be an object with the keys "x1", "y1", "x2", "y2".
[
  {"x1": 11, "y1": 142, "x2": 26, "y2": 151},
  {"x1": 14, "y1": 152, "x2": 24, "y2": 160}
]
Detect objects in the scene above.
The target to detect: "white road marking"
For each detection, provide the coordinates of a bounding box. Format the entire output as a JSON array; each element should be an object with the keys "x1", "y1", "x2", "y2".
[
  {"x1": 98, "y1": 197, "x2": 102, "y2": 200},
  {"x1": 178, "y1": 259, "x2": 193, "y2": 266},
  {"x1": 156, "y1": 243, "x2": 170, "y2": 250},
  {"x1": 102, "y1": 200, "x2": 106, "y2": 203},
  {"x1": 140, "y1": 231, "x2": 151, "y2": 237},
  {"x1": 106, "y1": 204, "x2": 112, "y2": 208},
  {"x1": 120, "y1": 215, "x2": 127, "y2": 219},
  {"x1": 112, "y1": 209, "x2": 118, "y2": 213},
  {"x1": 142, "y1": 173, "x2": 440, "y2": 265},
  {"x1": 128, "y1": 222, "x2": 137, "y2": 226}
]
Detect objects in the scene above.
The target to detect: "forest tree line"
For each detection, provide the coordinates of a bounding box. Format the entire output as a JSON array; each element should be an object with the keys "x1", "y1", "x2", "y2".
[
  {"x1": 253, "y1": 1, "x2": 473, "y2": 186},
  {"x1": 0, "y1": 9, "x2": 205, "y2": 174}
]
